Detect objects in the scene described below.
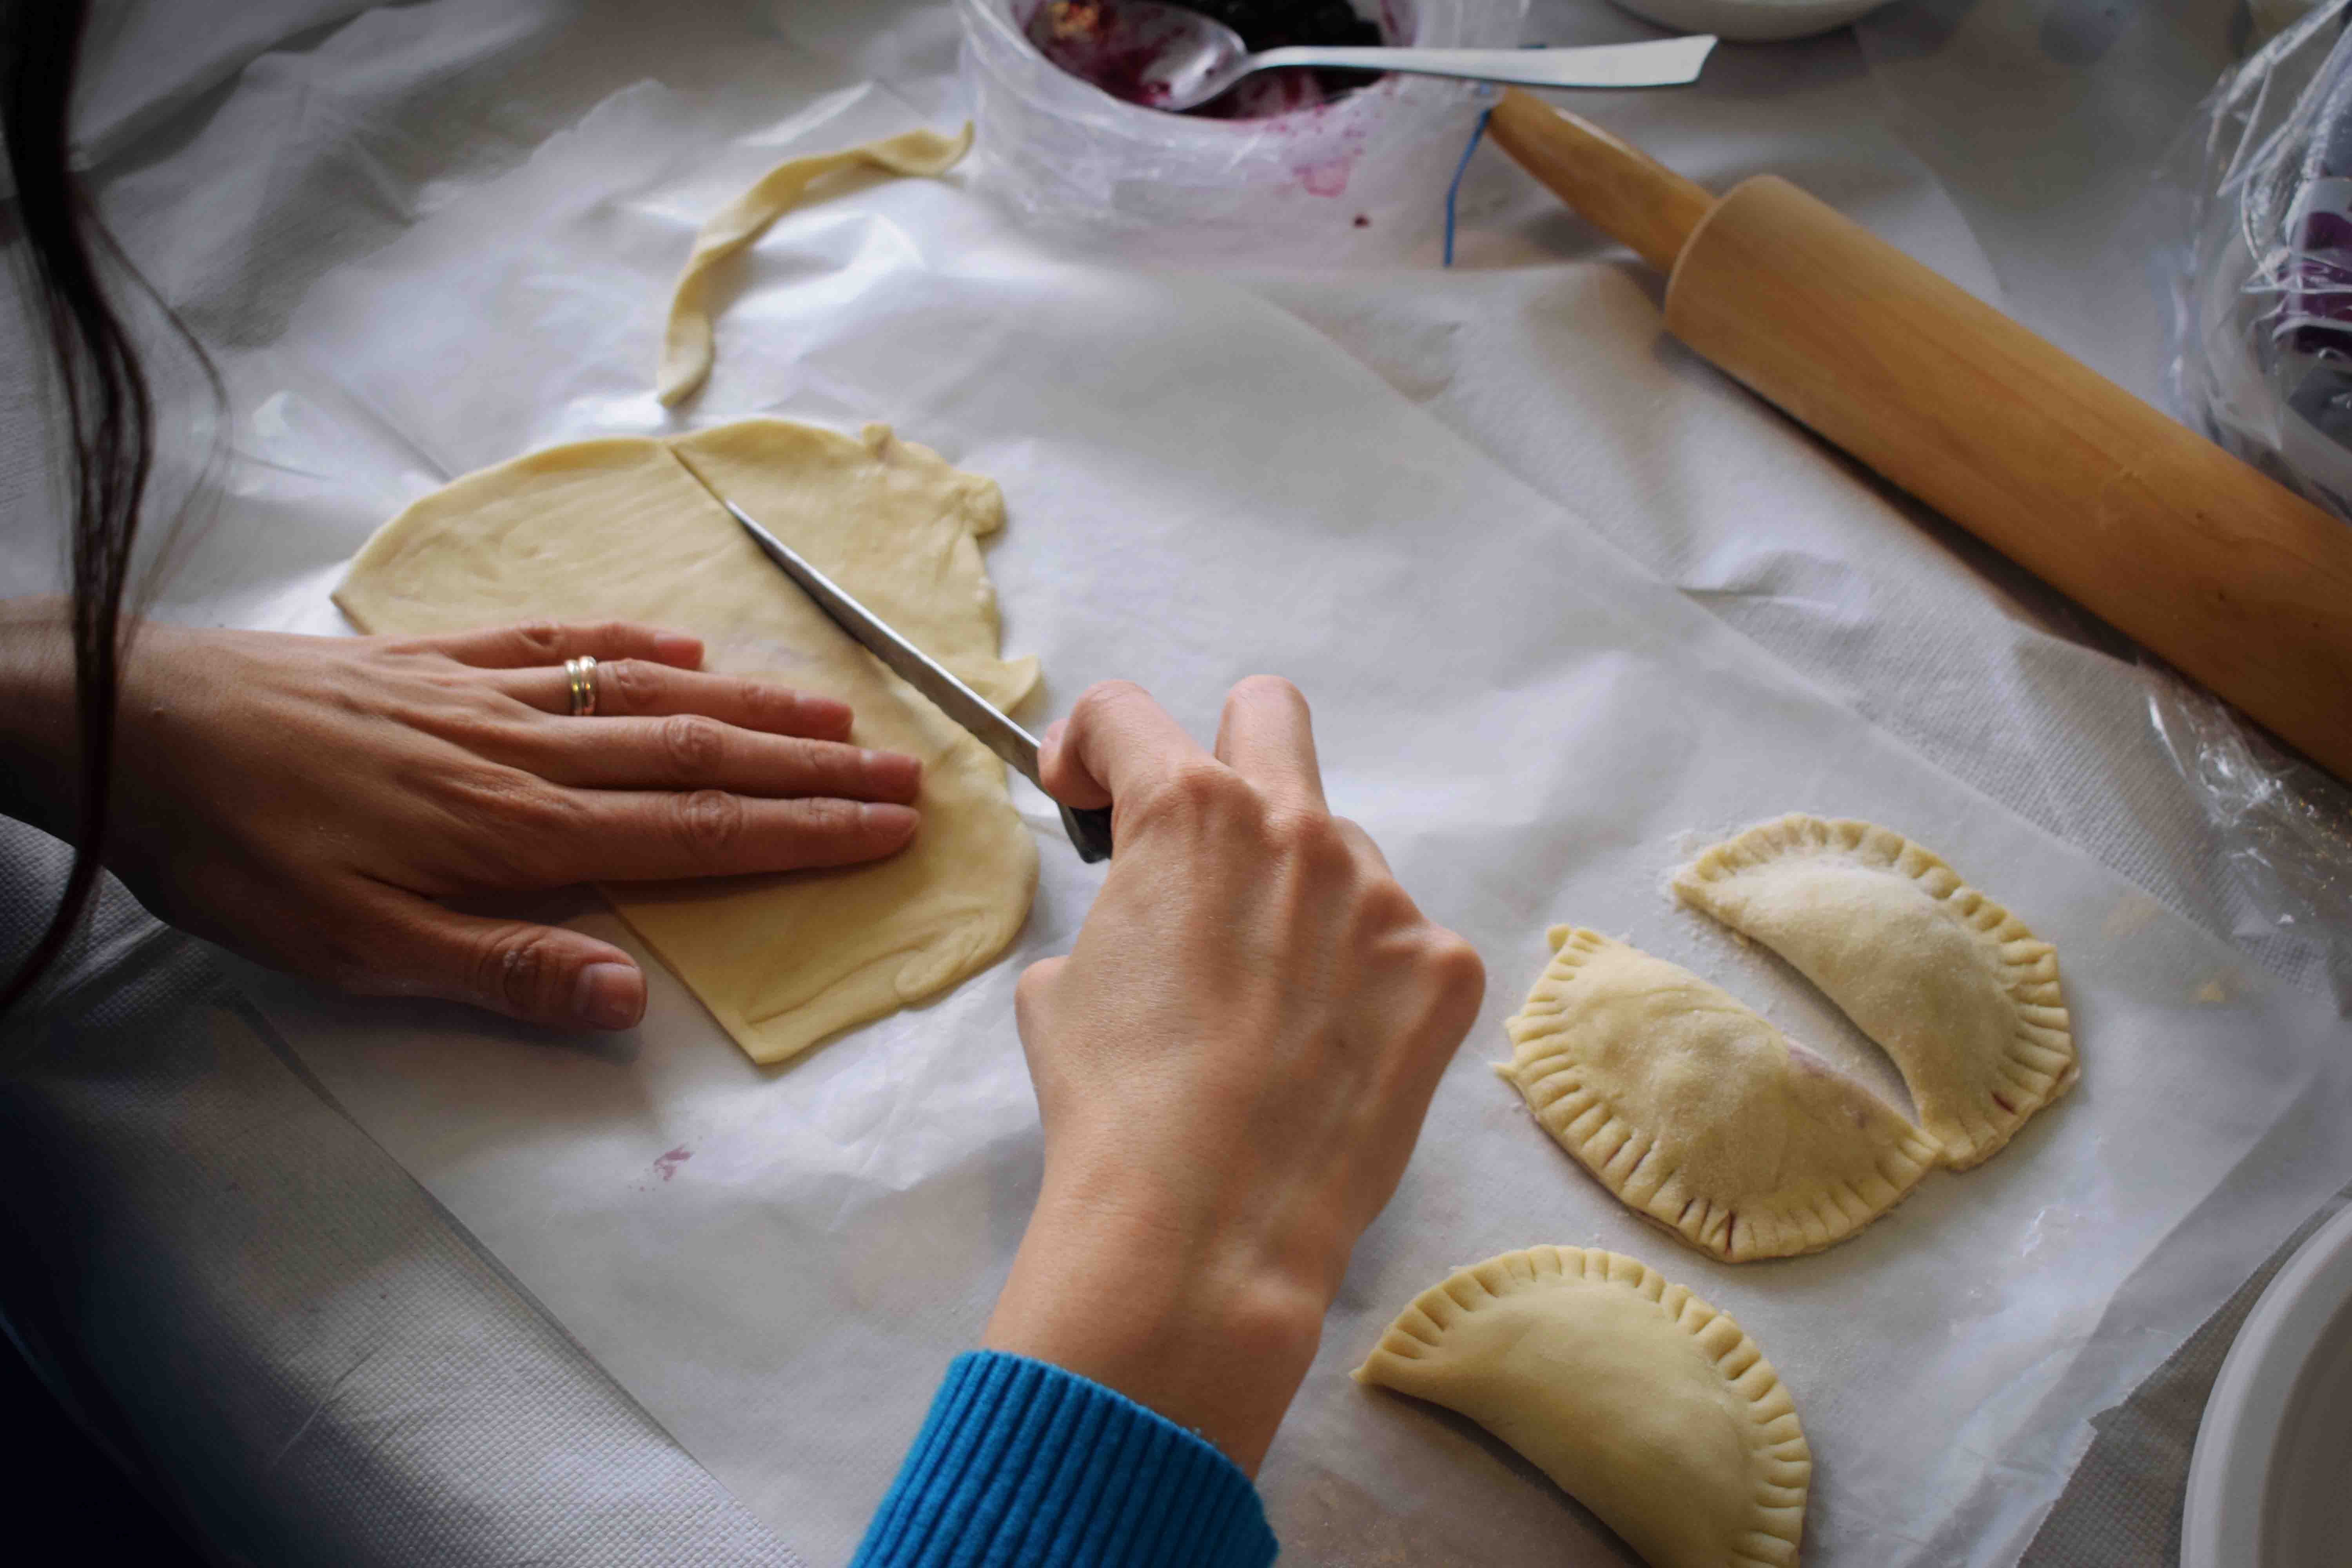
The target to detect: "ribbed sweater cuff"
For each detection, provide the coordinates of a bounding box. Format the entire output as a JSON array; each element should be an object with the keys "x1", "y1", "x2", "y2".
[{"x1": 851, "y1": 1350, "x2": 1278, "y2": 1568}]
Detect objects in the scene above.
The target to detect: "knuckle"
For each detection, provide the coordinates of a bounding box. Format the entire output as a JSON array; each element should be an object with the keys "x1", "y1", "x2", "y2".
[
  {"x1": 475, "y1": 926, "x2": 569, "y2": 1014},
  {"x1": 743, "y1": 679, "x2": 797, "y2": 725},
  {"x1": 774, "y1": 735, "x2": 834, "y2": 779},
  {"x1": 659, "y1": 712, "x2": 728, "y2": 778},
  {"x1": 1356, "y1": 875, "x2": 1421, "y2": 929},
  {"x1": 604, "y1": 658, "x2": 659, "y2": 712},
  {"x1": 1144, "y1": 760, "x2": 1248, "y2": 823},
  {"x1": 1069, "y1": 679, "x2": 1147, "y2": 733},
  {"x1": 510, "y1": 619, "x2": 564, "y2": 658},
  {"x1": 1014, "y1": 956, "x2": 1062, "y2": 1013},
  {"x1": 671, "y1": 788, "x2": 746, "y2": 854},
  {"x1": 1423, "y1": 929, "x2": 1488, "y2": 1000},
  {"x1": 1265, "y1": 806, "x2": 1345, "y2": 862},
  {"x1": 787, "y1": 795, "x2": 864, "y2": 837},
  {"x1": 1077, "y1": 677, "x2": 1149, "y2": 710},
  {"x1": 1335, "y1": 818, "x2": 1392, "y2": 874}
]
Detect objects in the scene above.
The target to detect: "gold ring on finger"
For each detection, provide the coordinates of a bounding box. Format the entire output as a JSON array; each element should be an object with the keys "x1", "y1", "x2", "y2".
[{"x1": 564, "y1": 655, "x2": 599, "y2": 716}]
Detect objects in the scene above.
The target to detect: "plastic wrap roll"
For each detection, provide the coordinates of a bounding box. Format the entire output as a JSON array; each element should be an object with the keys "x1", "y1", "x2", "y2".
[{"x1": 2161, "y1": 0, "x2": 2352, "y2": 1001}]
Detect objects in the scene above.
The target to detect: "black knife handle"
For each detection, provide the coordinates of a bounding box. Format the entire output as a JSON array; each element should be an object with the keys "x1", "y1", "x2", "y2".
[{"x1": 1058, "y1": 803, "x2": 1114, "y2": 863}]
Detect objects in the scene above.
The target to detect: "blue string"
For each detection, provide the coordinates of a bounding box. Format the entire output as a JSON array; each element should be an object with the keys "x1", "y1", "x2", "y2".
[{"x1": 1443, "y1": 105, "x2": 1493, "y2": 269}]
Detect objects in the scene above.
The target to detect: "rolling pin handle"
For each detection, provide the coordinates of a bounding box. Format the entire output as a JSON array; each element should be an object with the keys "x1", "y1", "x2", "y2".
[{"x1": 1487, "y1": 88, "x2": 1713, "y2": 272}]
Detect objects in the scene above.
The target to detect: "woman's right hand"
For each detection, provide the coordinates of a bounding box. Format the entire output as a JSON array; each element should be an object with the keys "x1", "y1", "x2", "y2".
[{"x1": 982, "y1": 677, "x2": 1485, "y2": 1474}]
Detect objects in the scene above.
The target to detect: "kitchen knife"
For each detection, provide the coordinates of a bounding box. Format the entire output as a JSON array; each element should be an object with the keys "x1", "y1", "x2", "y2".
[{"x1": 719, "y1": 496, "x2": 1114, "y2": 863}]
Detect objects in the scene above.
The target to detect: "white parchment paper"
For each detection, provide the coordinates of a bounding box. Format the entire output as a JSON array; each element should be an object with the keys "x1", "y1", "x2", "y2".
[{"x1": 228, "y1": 71, "x2": 2352, "y2": 1568}]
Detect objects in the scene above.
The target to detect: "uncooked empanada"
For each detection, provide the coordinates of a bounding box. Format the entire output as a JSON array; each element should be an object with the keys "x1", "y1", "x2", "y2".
[
  {"x1": 1355, "y1": 1245, "x2": 1809, "y2": 1568},
  {"x1": 1672, "y1": 815, "x2": 2075, "y2": 1169},
  {"x1": 1504, "y1": 929, "x2": 1939, "y2": 1262}
]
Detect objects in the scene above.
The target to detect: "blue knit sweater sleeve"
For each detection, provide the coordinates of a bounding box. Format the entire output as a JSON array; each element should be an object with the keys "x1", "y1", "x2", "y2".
[{"x1": 850, "y1": 1351, "x2": 1279, "y2": 1568}]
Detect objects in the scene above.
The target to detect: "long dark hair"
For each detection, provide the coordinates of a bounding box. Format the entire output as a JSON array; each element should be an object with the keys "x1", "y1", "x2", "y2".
[{"x1": 1, "y1": 0, "x2": 212, "y2": 1011}]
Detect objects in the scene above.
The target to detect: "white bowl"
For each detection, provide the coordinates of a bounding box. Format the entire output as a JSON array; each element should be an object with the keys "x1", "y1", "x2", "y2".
[
  {"x1": 1608, "y1": 0, "x2": 1893, "y2": 43},
  {"x1": 2183, "y1": 1199, "x2": 2352, "y2": 1568}
]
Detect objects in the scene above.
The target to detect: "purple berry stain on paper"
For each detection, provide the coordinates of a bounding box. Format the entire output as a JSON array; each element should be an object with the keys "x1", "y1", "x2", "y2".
[
  {"x1": 1293, "y1": 149, "x2": 1365, "y2": 196},
  {"x1": 654, "y1": 1146, "x2": 692, "y2": 1182}
]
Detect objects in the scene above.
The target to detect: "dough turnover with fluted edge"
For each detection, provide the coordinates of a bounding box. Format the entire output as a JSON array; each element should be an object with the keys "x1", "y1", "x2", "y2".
[
  {"x1": 1356, "y1": 1245, "x2": 1810, "y2": 1568},
  {"x1": 1503, "y1": 928, "x2": 1940, "y2": 1262},
  {"x1": 334, "y1": 419, "x2": 1037, "y2": 1064},
  {"x1": 1672, "y1": 814, "x2": 2075, "y2": 1168}
]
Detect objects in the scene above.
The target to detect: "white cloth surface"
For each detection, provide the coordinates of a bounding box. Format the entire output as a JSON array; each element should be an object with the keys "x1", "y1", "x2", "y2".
[
  {"x1": 71, "y1": 0, "x2": 376, "y2": 175},
  {"x1": 0, "y1": 822, "x2": 806, "y2": 1567},
  {"x1": 4, "y1": 2, "x2": 2347, "y2": 1565}
]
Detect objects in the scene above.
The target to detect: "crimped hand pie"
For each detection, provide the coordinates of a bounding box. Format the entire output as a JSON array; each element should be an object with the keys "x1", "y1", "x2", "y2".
[
  {"x1": 1356, "y1": 1246, "x2": 1810, "y2": 1568},
  {"x1": 1503, "y1": 929, "x2": 1940, "y2": 1262},
  {"x1": 1672, "y1": 815, "x2": 2075, "y2": 1169}
]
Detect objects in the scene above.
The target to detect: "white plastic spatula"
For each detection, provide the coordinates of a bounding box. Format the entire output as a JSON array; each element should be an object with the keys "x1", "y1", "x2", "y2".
[{"x1": 1025, "y1": 0, "x2": 1716, "y2": 112}]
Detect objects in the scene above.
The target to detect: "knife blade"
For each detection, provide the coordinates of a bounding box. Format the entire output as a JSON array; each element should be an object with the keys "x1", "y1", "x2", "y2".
[{"x1": 716, "y1": 495, "x2": 1113, "y2": 863}]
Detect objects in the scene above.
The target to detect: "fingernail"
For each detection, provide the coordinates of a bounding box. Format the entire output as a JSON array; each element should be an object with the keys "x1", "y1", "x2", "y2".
[
  {"x1": 861, "y1": 748, "x2": 922, "y2": 800},
  {"x1": 861, "y1": 802, "x2": 920, "y2": 842},
  {"x1": 1041, "y1": 719, "x2": 1067, "y2": 753},
  {"x1": 652, "y1": 632, "x2": 702, "y2": 667},
  {"x1": 573, "y1": 962, "x2": 644, "y2": 1029}
]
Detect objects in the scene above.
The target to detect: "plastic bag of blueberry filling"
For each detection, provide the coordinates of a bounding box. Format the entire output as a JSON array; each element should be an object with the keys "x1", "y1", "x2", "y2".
[{"x1": 959, "y1": 0, "x2": 1527, "y2": 259}]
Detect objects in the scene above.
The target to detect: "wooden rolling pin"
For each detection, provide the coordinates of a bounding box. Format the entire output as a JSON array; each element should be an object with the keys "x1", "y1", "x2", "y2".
[{"x1": 1489, "y1": 89, "x2": 2352, "y2": 786}]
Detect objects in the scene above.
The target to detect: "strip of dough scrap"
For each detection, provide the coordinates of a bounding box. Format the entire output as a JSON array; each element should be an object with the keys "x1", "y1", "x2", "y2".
[
  {"x1": 334, "y1": 419, "x2": 1037, "y2": 1065},
  {"x1": 1355, "y1": 1246, "x2": 1810, "y2": 1568},
  {"x1": 1671, "y1": 815, "x2": 2076, "y2": 1170},
  {"x1": 657, "y1": 123, "x2": 973, "y2": 405},
  {"x1": 1503, "y1": 930, "x2": 1939, "y2": 1262}
]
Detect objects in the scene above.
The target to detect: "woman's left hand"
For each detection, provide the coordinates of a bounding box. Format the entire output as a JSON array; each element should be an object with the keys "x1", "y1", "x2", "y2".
[{"x1": 1, "y1": 606, "x2": 925, "y2": 1029}]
